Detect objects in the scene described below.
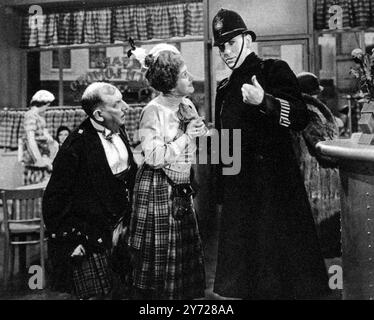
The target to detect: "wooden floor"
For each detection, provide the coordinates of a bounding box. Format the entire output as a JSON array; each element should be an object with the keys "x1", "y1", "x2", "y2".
[{"x1": 0, "y1": 207, "x2": 342, "y2": 300}]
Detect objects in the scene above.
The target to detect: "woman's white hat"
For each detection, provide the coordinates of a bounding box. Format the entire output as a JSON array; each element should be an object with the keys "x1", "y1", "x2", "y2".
[
  {"x1": 149, "y1": 43, "x2": 180, "y2": 60},
  {"x1": 30, "y1": 90, "x2": 55, "y2": 104},
  {"x1": 129, "y1": 43, "x2": 180, "y2": 69}
]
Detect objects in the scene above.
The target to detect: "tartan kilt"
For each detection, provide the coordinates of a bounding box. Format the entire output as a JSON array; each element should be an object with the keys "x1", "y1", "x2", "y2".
[
  {"x1": 128, "y1": 164, "x2": 205, "y2": 300},
  {"x1": 72, "y1": 251, "x2": 113, "y2": 300}
]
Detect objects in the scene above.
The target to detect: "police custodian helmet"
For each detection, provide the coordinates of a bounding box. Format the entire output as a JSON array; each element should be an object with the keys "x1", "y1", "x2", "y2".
[{"x1": 212, "y1": 8, "x2": 256, "y2": 46}]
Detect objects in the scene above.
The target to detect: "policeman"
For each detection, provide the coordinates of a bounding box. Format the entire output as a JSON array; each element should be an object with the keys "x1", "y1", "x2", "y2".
[{"x1": 212, "y1": 8, "x2": 329, "y2": 300}]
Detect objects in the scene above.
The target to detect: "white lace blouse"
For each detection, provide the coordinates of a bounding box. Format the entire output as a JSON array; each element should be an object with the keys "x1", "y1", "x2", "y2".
[{"x1": 138, "y1": 96, "x2": 198, "y2": 173}]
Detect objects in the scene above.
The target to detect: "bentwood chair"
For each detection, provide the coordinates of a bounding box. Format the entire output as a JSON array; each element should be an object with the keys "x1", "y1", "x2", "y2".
[{"x1": 1, "y1": 187, "x2": 46, "y2": 289}]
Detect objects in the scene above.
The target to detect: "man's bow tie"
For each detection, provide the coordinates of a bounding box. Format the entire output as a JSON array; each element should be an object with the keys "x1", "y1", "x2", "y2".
[{"x1": 97, "y1": 129, "x2": 116, "y2": 141}]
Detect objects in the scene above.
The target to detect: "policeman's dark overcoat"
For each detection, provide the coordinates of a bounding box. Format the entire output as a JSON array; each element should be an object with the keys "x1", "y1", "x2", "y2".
[
  {"x1": 214, "y1": 52, "x2": 329, "y2": 299},
  {"x1": 42, "y1": 118, "x2": 137, "y2": 292}
]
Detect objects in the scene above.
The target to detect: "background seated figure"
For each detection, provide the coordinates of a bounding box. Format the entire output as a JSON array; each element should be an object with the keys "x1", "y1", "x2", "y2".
[{"x1": 55, "y1": 125, "x2": 71, "y2": 147}]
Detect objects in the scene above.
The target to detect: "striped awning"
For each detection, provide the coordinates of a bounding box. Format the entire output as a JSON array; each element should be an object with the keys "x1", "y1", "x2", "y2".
[
  {"x1": 21, "y1": 1, "x2": 203, "y2": 48},
  {"x1": 315, "y1": 0, "x2": 374, "y2": 30}
]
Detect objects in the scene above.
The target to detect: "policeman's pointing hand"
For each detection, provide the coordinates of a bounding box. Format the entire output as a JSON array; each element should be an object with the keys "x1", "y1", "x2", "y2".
[{"x1": 241, "y1": 75, "x2": 265, "y2": 106}]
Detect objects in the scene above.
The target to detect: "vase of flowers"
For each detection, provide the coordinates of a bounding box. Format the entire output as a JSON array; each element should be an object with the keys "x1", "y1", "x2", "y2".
[
  {"x1": 350, "y1": 48, "x2": 374, "y2": 142},
  {"x1": 350, "y1": 48, "x2": 374, "y2": 100}
]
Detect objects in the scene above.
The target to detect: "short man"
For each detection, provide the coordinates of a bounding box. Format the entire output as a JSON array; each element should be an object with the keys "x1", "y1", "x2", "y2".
[
  {"x1": 212, "y1": 9, "x2": 329, "y2": 299},
  {"x1": 43, "y1": 82, "x2": 137, "y2": 299}
]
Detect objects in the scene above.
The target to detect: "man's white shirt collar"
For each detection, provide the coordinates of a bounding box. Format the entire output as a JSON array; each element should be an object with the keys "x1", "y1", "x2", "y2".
[
  {"x1": 90, "y1": 118, "x2": 128, "y2": 174},
  {"x1": 90, "y1": 118, "x2": 117, "y2": 138}
]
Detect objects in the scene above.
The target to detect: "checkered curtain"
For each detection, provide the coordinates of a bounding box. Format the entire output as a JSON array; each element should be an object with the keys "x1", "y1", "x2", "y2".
[
  {"x1": 21, "y1": 1, "x2": 203, "y2": 48},
  {"x1": 123, "y1": 106, "x2": 143, "y2": 146},
  {"x1": 21, "y1": 13, "x2": 58, "y2": 47},
  {"x1": 112, "y1": 6, "x2": 148, "y2": 42},
  {"x1": 315, "y1": 0, "x2": 374, "y2": 30},
  {"x1": 57, "y1": 11, "x2": 85, "y2": 45},
  {"x1": 0, "y1": 108, "x2": 87, "y2": 150},
  {"x1": 0, "y1": 110, "x2": 25, "y2": 150},
  {"x1": 83, "y1": 8, "x2": 112, "y2": 44},
  {"x1": 0, "y1": 105, "x2": 144, "y2": 149}
]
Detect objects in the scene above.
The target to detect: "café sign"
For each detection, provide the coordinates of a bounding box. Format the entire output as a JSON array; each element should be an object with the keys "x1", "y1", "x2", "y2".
[{"x1": 70, "y1": 55, "x2": 147, "y2": 92}]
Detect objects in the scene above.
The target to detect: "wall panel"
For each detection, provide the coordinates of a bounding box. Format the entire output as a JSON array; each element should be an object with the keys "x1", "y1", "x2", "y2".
[{"x1": 209, "y1": 0, "x2": 310, "y2": 38}]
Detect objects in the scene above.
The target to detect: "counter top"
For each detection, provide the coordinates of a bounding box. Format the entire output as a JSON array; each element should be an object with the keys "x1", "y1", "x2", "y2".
[{"x1": 317, "y1": 134, "x2": 374, "y2": 162}]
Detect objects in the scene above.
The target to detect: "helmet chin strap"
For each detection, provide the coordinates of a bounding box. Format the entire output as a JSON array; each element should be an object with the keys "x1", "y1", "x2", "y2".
[{"x1": 224, "y1": 34, "x2": 245, "y2": 70}]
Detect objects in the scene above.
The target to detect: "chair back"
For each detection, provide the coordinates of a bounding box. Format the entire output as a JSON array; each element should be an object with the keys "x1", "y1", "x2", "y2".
[{"x1": 1, "y1": 188, "x2": 44, "y2": 237}]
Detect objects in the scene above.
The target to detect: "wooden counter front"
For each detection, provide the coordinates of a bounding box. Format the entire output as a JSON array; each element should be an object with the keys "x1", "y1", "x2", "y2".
[{"x1": 317, "y1": 138, "x2": 374, "y2": 300}]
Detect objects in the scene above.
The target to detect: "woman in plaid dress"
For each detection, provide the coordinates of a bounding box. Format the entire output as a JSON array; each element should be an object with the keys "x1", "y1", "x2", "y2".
[{"x1": 128, "y1": 44, "x2": 206, "y2": 300}]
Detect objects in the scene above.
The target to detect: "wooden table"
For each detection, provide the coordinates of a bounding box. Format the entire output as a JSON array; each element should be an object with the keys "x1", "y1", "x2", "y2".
[{"x1": 16, "y1": 180, "x2": 48, "y2": 190}]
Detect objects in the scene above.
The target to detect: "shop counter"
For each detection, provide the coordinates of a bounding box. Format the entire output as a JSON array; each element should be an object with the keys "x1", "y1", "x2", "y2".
[{"x1": 318, "y1": 135, "x2": 374, "y2": 300}]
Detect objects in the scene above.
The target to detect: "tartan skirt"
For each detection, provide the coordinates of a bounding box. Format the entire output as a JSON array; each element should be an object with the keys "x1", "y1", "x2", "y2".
[
  {"x1": 128, "y1": 164, "x2": 206, "y2": 300},
  {"x1": 72, "y1": 251, "x2": 113, "y2": 300}
]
